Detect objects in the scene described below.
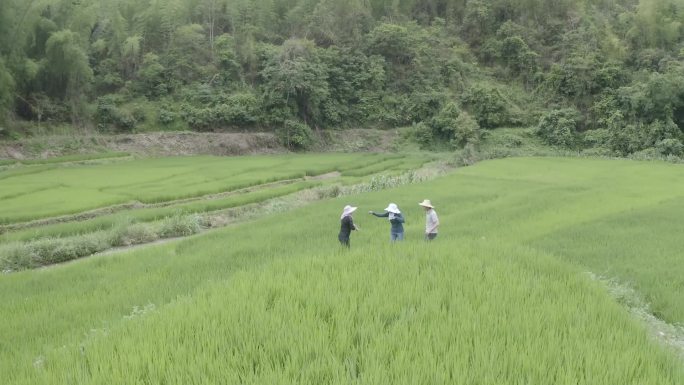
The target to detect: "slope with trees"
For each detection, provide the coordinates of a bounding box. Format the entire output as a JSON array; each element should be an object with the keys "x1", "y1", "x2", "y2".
[{"x1": 0, "y1": 0, "x2": 683, "y2": 155}]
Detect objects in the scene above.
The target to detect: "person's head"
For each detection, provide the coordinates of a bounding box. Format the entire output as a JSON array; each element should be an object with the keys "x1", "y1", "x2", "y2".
[
  {"x1": 341, "y1": 205, "x2": 358, "y2": 219},
  {"x1": 385, "y1": 203, "x2": 400, "y2": 214},
  {"x1": 418, "y1": 199, "x2": 434, "y2": 211}
]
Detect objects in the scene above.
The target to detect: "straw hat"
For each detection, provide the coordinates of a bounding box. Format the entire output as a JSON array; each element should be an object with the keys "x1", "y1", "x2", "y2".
[
  {"x1": 418, "y1": 199, "x2": 434, "y2": 208},
  {"x1": 341, "y1": 205, "x2": 358, "y2": 218},
  {"x1": 384, "y1": 203, "x2": 401, "y2": 214}
]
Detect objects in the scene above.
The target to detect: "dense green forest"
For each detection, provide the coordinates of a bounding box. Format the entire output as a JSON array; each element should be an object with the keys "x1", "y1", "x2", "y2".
[{"x1": 1, "y1": 0, "x2": 684, "y2": 154}]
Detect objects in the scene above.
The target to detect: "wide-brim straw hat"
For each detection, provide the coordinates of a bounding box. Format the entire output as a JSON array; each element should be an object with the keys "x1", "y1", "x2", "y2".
[
  {"x1": 341, "y1": 205, "x2": 358, "y2": 218},
  {"x1": 384, "y1": 203, "x2": 401, "y2": 214},
  {"x1": 418, "y1": 199, "x2": 434, "y2": 208}
]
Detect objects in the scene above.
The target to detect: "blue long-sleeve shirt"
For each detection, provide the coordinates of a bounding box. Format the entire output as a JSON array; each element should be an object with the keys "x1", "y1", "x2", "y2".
[{"x1": 372, "y1": 211, "x2": 405, "y2": 233}]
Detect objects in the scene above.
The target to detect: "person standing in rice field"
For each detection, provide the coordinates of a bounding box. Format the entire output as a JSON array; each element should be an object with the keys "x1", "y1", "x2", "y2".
[
  {"x1": 369, "y1": 203, "x2": 405, "y2": 242},
  {"x1": 419, "y1": 199, "x2": 439, "y2": 241},
  {"x1": 338, "y1": 205, "x2": 358, "y2": 247}
]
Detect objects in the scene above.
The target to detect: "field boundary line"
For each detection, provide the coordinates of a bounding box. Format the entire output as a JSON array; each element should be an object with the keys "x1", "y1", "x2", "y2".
[
  {"x1": 589, "y1": 273, "x2": 684, "y2": 361},
  {"x1": 13, "y1": 163, "x2": 452, "y2": 271},
  {"x1": 0, "y1": 175, "x2": 339, "y2": 233}
]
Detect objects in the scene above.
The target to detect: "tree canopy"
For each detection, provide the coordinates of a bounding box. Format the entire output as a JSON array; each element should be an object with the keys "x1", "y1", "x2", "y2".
[{"x1": 1, "y1": 0, "x2": 684, "y2": 153}]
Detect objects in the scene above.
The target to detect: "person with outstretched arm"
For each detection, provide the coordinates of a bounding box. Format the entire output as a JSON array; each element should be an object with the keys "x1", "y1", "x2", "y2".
[
  {"x1": 369, "y1": 203, "x2": 405, "y2": 242},
  {"x1": 338, "y1": 205, "x2": 358, "y2": 247},
  {"x1": 419, "y1": 199, "x2": 439, "y2": 241}
]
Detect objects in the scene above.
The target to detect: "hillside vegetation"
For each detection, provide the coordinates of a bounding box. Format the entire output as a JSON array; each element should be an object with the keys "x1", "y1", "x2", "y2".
[
  {"x1": 2, "y1": 157, "x2": 684, "y2": 383},
  {"x1": 1, "y1": 0, "x2": 684, "y2": 155}
]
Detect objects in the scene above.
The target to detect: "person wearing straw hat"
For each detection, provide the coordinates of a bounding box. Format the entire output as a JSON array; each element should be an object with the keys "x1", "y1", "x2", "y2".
[
  {"x1": 419, "y1": 199, "x2": 439, "y2": 241},
  {"x1": 339, "y1": 205, "x2": 359, "y2": 247},
  {"x1": 369, "y1": 203, "x2": 405, "y2": 242}
]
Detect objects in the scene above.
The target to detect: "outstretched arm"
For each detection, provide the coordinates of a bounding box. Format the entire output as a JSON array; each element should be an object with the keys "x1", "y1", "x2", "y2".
[{"x1": 369, "y1": 211, "x2": 389, "y2": 218}]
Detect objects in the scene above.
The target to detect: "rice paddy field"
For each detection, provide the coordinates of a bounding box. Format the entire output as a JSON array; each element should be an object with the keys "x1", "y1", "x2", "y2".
[
  {"x1": 2, "y1": 156, "x2": 684, "y2": 383},
  {"x1": 0, "y1": 153, "x2": 429, "y2": 225}
]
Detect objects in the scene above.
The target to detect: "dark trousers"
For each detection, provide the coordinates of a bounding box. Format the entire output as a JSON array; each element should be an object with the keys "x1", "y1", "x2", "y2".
[
  {"x1": 338, "y1": 234, "x2": 350, "y2": 247},
  {"x1": 425, "y1": 233, "x2": 437, "y2": 241}
]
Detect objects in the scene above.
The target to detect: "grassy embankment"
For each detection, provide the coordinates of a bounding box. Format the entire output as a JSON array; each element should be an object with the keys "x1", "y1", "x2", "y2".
[{"x1": 1, "y1": 157, "x2": 684, "y2": 383}]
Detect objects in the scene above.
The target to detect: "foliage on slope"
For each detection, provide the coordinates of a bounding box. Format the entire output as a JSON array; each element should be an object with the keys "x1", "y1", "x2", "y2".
[{"x1": 1, "y1": 0, "x2": 684, "y2": 154}]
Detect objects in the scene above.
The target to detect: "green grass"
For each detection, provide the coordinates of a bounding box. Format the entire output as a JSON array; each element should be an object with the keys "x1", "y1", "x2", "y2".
[
  {"x1": 0, "y1": 158, "x2": 17, "y2": 166},
  {"x1": 29, "y1": 243, "x2": 684, "y2": 384},
  {"x1": 0, "y1": 180, "x2": 321, "y2": 244},
  {"x1": 0, "y1": 153, "x2": 407, "y2": 224},
  {"x1": 2, "y1": 157, "x2": 684, "y2": 383},
  {"x1": 18, "y1": 151, "x2": 130, "y2": 165}
]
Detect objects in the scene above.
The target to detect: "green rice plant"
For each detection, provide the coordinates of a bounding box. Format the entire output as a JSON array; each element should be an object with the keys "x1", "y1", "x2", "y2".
[
  {"x1": 19, "y1": 152, "x2": 130, "y2": 165},
  {"x1": 14, "y1": 242, "x2": 684, "y2": 384},
  {"x1": 0, "y1": 153, "x2": 411, "y2": 224},
  {"x1": 2, "y1": 157, "x2": 684, "y2": 384},
  {"x1": 0, "y1": 159, "x2": 17, "y2": 166},
  {"x1": 341, "y1": 159, "x2": 406, "y2": 177},
  {"x1": 0, "y1": 181, "x2": 322, "y2": 243}
]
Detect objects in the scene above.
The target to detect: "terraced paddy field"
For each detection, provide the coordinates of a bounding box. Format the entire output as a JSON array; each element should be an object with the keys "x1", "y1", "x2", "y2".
[
  {"x1": 2, "y1": 157, "x2": 684, "y2": 384},
  {"x1": 0, "y1": 153, "x2": 436, "y2": 269},
  {"x1": 0, "y1": 153, "x2": 429, "y2": 225}
]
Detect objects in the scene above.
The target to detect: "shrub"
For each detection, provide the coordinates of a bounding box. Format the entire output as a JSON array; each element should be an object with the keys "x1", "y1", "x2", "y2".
[
  {"x1": 414, "y1": 102, "x2": 481, "y2": 149},
  {"x1": 96, "y1": 95, "x2": 141, "y2": 132},
  {"x1": 608, "y1": 123, "x2": 644, "y2": 156},
  {"x1": 583, "y1": 129, "x2": 611, "y2": 149},
  {"x1": 656, "y1": 138, "x2": 684, "y2": 156},
  {"x1": 451, "y1": 111, "x2": 481, "y2": 148},
  {"x1": 276, "y1": 120, "x2": 313, "y2": 150},
  {"x1": 158, "y1": 106, "x2": 176, "y2": 125},
  {"x1": 112, "y1": 222, "x2": 158, "y2": 247},
  {"x1": 213, "y1": 93, "x2": 260, "y2": 127},
  {"x1": 462, "y1": 85, "x2": 512, "y2": 128},
  {"x1": 628, "y1": 147, "x2": 662, "y2": 161},
  {"x1": 0, "y1": 233, "x2": 111, "y2": 270},
  {"x1": 411, "y1": 121, "x2": 434, "y2": 149},
  {"x1": 455, "y1": 142, "x2": 480, "y2": 166},
  {"x1": 0, "y1": 243, "x2": 37, "y2": 271},
  {"x1": 158, "y1": 214, "x2": 203, "y2": 238},
  {"x1": 536, "y1": 108, "x2": 580, "y2": 147}
]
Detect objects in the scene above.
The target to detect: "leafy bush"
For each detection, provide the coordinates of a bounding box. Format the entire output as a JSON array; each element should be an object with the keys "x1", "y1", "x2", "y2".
[
  {"x1": 158, "y1": 106, "x2": 176, "y2": 125},
  {"x1": 96, "y1": 95, "x2": 141, "y2": 132},
  {"x1": 607, "y1": 123, "x2": 643, "y2": 156},
  {"x1": 411, "y1": 121, "x2": 434, "y2": 149},
  {"x1": 158, "y1": 214, "x2": 203, "y2": 238},
  {"x1": 451, "y1": 112, "x2": 481, "y2": 148},
  {"x1": 656, "y1": 138, "x2": 684, "y2": 156},
  {"x1": 180, "y1": 92, "x2": 261, "y2": 130},
  {"x1": 462, "y1": 85, "x2": 513, "y2": 129},
  {"x1": 111, "y1": 222, "x2": 158, "y2": 247},
  {"x1": 0, "y1": 233, "x2": 110, "y2": 270},
  {"x1": 536, "y1": 108, "x2": 580, "y2": 147},
  {"x1": 583, "y1": 129, "x2": 611, "y2": 149},
  {"x1": 412, "y1": 102, "x2": 481, "y2": 149},
  {"x1": 213, "y1": 93, "x2": 260, "y2": 127},
  {"x1": 276, "y1": 120, "x2": 313, "y2": 150},
  {"x1": 628, "y1": 147, "x2": 662, "y2": 161}
]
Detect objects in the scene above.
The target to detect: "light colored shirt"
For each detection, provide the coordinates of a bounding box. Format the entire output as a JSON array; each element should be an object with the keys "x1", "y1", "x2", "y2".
[{"x1": 425, "y1": 209, "x2": 439, "y2": 234}]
